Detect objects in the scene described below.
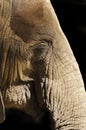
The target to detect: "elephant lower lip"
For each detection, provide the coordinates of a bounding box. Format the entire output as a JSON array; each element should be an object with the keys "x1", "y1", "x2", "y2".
[{"x1": 4, "y1": 82, "x2": 33, "y2": 108}]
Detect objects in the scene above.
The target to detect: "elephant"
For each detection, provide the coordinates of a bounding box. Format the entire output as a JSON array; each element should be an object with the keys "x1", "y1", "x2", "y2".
[{"x1": 0, "y1": 0, "x2": 86, "y2": 129}]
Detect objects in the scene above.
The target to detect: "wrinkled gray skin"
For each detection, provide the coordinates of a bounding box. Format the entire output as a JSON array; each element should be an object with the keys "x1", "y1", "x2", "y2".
[{"x1": 0, "y1": 0, "x2": 86, "y2": 129}]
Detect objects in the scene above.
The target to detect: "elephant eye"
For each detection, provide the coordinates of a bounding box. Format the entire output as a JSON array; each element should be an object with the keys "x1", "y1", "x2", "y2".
[{"x1": 31, "y1": 39, "x2": 52, "y2": 61}]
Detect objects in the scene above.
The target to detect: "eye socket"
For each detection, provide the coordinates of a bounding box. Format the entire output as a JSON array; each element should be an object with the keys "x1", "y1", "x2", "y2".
[
  {"x1": 31, "y1": 39, "x2": 52, "y2": 61},
  {"x1": 34, "y1": 42, "x2": 49, "y2": 56}
]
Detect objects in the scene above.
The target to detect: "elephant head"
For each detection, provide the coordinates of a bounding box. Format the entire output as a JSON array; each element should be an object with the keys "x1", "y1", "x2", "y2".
[{"x1": 0, "y1": 0, "x2": 86, "y2": 129}]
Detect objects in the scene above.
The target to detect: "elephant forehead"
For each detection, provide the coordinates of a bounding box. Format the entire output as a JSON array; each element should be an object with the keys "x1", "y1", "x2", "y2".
[
  {"x1": 13, "y1": 0, "x2": 50, "y2": 24},
  {"x1": 12, "y1": 0, "x2": 58, "y2": 27},
  {"x1": 11, "y1": 0, "x2": 58, "y2": 42}
]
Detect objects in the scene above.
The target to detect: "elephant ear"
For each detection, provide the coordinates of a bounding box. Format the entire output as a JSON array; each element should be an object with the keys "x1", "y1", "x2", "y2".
[{"x1": 0, "y1": 91, "x2": 5, "y2": 123}]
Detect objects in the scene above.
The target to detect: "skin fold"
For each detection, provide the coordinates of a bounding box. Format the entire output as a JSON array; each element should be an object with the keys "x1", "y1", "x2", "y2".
[{"x1": 0, "y1": 0, "x2": 86, "y2": 129}]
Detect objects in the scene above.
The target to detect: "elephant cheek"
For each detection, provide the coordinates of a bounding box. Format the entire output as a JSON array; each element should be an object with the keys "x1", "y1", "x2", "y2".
[{"x1": 0, "y1": 91, "x2": 5, "y2": 123}]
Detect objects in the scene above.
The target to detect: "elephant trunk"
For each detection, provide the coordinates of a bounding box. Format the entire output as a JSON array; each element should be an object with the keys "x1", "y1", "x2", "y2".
[{"x1": 41, "y1": 36, "x2": 86, "y2": 129}]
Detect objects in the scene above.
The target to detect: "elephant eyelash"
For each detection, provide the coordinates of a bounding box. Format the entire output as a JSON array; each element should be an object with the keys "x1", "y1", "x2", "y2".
[
  {"x1": 29, "y1": 38, "x2": 53, "y2": 49},
  {"x1": 39, "y1": 39, "x2": 52, "y2": 46}
]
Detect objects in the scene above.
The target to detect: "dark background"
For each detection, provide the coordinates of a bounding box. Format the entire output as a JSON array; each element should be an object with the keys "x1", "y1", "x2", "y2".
[
  {"x1": 51, "y1": 0, "x2": 86, "y2": 87},
  {"x1": 0, "y1": 0, "x2": 86, "y2": 129}
]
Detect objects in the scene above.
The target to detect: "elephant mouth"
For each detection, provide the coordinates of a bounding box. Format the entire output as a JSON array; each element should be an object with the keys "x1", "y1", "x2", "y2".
[
  {"x1": 2, "y1": 78, "x2": 46, "y2": 122},
  {"x1": 3, "y1": 80, "x2": 36, "y2": 108}
]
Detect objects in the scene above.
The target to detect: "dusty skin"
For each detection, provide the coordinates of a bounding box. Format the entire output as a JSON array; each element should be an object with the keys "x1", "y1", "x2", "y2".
[{"x1": 0, "y1": 0, "x2": 86, "y2": 129}]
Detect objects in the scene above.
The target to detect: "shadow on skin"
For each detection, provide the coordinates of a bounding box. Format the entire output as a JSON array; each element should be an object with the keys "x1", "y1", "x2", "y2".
[{"x1": 0, "y1": 109, "x2": 51, "y2": 130}]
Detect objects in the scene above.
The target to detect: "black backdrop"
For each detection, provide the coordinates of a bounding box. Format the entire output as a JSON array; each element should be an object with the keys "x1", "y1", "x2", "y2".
[
  {"x1": 0, "y1": 0, "x2": 86, "y2": 129},
  {"x1": 51, "y1": 0, "x2": 86, "y2": 87}
]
